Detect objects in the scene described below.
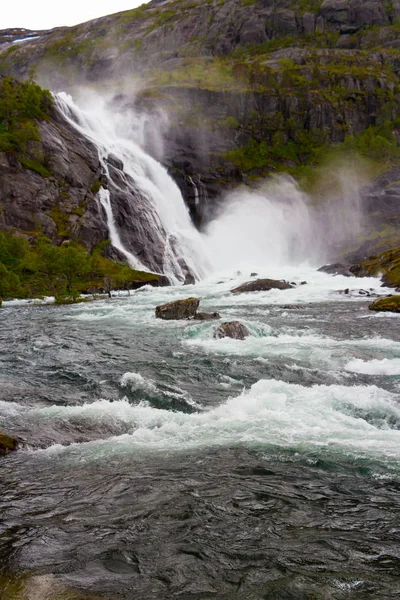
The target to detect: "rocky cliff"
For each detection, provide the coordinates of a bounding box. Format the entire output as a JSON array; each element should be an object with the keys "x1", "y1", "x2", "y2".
[{"x1": 1, "y1": 0, "x2": 400, "y2": 257}]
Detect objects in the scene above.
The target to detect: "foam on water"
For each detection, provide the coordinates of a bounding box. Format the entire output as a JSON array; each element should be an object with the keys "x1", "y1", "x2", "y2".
[
  {"x1": 35, "y1": 379, "x2": 400, "y2": 464},
  {"x1": 120, "y1": 371, "x2": 158, "y2": 394},
  {"x1": 184, "y1": 329, "x2": 400, "y2": 370},
  {"x1": 345, "y1": 358, "x2": 400, "y2": 376}
]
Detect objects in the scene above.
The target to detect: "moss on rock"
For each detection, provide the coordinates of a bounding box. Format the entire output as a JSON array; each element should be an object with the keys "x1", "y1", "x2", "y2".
[
  {"x1": 369, "y1": 295, "x2": 400, "y2": 312},
  {"x1": 351, "y1": 246, "x2": 400, "y2": 288}
]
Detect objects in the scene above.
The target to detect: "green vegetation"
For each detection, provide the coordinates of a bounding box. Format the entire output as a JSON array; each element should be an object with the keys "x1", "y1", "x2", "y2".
[
  {"x1": 146, "y1": 10, "x2": 178, "y2": 34},
  {"x1": 0, "y1": 231, "x2": 161, "y2": 303},
  {"x1": 0, "y1": 76, "x2": 52, "y2": 154},
  {"x1": 117, "y1": 4, "x2": 150, "y2": 22},
  {"x1": 90, "y1": 179, "x2": 102, "y2": 194},
  {"x1": 222, "y1": 119, "x2": 400, "y2": 180}
]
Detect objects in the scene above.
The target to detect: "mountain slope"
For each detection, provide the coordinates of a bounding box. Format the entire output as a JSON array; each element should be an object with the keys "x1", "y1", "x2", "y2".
[{"x1": 1, "y1": 0, "x2": 400, "y2": 258}]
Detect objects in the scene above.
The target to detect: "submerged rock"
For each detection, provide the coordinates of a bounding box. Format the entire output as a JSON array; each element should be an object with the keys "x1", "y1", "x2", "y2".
[
  {"x1": 214, "y1": 321, "x2": 249, "y2": 340},
  {"x1": 0, "y1": 433, "x2": 18, "y2": 456},
  {"x1": 231, "y1": 278, "x2": 293, "y2": 294},
  {"x1": 318, "y1": 263, "x2": 352, "y2": 277},
  {"x1": 155, "y1": 297, "x2": 200, "y2": 320},
  {"x1": 194, "y1": 311, "x2": 221, "y2": 320},
  {"x1": 369, "y1": 295, "x2": 400, "y2": 313}
]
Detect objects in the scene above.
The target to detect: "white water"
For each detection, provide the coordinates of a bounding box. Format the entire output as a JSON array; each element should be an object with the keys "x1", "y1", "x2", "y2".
[
  {"x1": 32, "y1": 379, "x2": 400, "y2": 463},
  {"x1": 345, "y1": 358, "x2": 400, "y2": 376},
  {"x1": 54, "y1": 92, "x2": 209, "y2": 282}
]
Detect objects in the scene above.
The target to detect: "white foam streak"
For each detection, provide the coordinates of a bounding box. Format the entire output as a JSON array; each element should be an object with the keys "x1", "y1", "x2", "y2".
[{"x1": 345, "y1": 358, "x2": 400, "y2": 375}]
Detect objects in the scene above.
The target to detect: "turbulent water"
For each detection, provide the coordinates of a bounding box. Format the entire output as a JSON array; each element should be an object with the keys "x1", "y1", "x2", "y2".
[
  {"x1": 1, "y1": 93, "x2": 400, "y2": 598},
  {"x1": 1, "y1": 268, "x2": 400, "y2": 599}
]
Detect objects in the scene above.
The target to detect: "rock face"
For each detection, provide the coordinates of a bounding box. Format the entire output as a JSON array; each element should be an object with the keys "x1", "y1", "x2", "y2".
[
  {"x1": 0, "y1": 433, "x2": 18, "y2": 456},
  {"x1": 1, "y1": 0, "x2": 400, "y2": 230},
  {"x1": 350, "y1": 246, "x2": 400, "y2": 288},
  {"x1": 231, "y1": 278, "x2": 294, "y2": 294},
  {"x1": 2, "y1": 1, "x2": 400, "y2": 256},
  {"x1": 369, "y1": 295, "x2": 400, "y2": 312},
  {"x1": 214, "y1": 321, "x2": 249, "y2": 340},
  {"x1": 155, "y1": 297, "x2": 200, "y2": 320},
  {"x1": 0, "y1": 100, "x2": 107, "y2": 249}
]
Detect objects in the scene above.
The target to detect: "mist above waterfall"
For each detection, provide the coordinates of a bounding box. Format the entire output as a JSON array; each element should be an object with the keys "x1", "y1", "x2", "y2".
[{"x1": 204, "y1": 169, "x2": 365, "y2": 273}]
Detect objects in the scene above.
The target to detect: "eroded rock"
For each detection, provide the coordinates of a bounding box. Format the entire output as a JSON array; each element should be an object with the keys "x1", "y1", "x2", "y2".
[
  {"x1": 214, "y1": 321, "x2": 249, "y2": 340},
  {"x1": 155, "y1": 297, "x2": 200, "y2": 320},
  {"x1": 231, "y1": 278, "x2": 293, "y2": 294}
]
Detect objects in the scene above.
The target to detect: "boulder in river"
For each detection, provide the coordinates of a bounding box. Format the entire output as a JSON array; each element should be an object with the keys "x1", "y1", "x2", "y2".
[
  {"x1": 214, "y1": 321, "x2": 249, "y2": 340},
  {"x1": 318, "y1": 263, "x2": 353, "y2": 277},
  {"x1": 231, "y1": 278, "x2": 293, "y2": 293},
  {"x1": 0, "y1": 433, "x2": 18, "y2": 456},
  {"x1": 155, "y1": 297, "x2": 200, "y2": 320},
  {"x1": 369, "y1": 295, "x2": 400, "y2": 313},
  {"x1": 194, "y1": 312, "x2": 221, "y2": 320}
]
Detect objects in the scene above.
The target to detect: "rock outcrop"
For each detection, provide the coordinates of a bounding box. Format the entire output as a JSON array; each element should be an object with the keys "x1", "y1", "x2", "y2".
[
  {"x1": 214, "y1": 321, "x2": 249, "y2": 340},
  {"x1": 231, "y1": 278, "x2": 294, "y2": 294},
  {"x1": 369, "y1": 295, "x2": 400, "y2": 312},
  {"x1": 155, "y1": 297, "x2": 200, "y2": 320},
  {"x1": 318, "y1": 263, "x2": 353, "y2": 277},
  {"x1": 350, "y1": 246, "x2": 400, "y2": 288}
]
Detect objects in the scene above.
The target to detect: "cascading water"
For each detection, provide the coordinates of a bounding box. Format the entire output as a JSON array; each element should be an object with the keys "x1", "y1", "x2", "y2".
[
  {"x1": 53, "y1": 92, "x2": 365, "y2": 284},
  {"x1": 53, "y1": 92, "x2": 210, "y2": 283}
]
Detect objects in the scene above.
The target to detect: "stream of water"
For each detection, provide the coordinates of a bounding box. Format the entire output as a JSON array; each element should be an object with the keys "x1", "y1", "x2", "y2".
[{"x1": 1, "y1": 269, "x2": 400, "y2": 599}]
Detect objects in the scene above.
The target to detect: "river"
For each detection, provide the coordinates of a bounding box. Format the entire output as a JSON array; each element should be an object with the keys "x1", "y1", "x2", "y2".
[{"x1": 1, "y1": 267, "x2": 400, "y2": 599}]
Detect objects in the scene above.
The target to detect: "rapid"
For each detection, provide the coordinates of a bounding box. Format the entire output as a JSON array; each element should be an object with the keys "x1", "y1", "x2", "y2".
[{"x1": 0, "y1": 93, "x2": 399, "y2": 599}]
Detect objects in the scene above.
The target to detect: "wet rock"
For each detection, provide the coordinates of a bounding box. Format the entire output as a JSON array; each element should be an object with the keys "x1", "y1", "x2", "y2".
[
  {"x1": 349, "y1": 246, "x2": 400, "y2": 288},
  {"x1": 184, "y1": 273, "x2": 196, "y2": 285},
  {"x1": 231, "y1": 278, "x2": 293, "y2": 294},
  {"x1": 318, "y1": 263, "x2": 352, "y2": 276},
  {"x1": 369, "y1": 295, "x2": 400, "y2": 313},
  {"x1": 194, "y1": 311, "x2": 220, "y2": 320},
  {"x1": 107, "y1": 153, "x2": 124, "y2": 171},
  {"x1": 0, "y1": 433, "x2": 18, "y2": 456},
  {"x1": 155, "y1": 297, "x2": 200, "y2": 320},
  {"x1": 214, "y1": 321, "x2": 249, "y2": 340}
]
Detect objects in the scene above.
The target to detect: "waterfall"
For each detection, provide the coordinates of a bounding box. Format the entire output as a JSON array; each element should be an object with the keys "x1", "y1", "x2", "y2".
[
  {"x1": 188, "y1": 176, "x2": 200, "y2": 207},
  {"x1": 53, "y1": 93, "x2": 210, "y2": 283}
]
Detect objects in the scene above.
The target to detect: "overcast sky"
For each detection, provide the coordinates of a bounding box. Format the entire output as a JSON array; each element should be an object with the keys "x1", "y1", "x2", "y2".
[{"x1": 2, "y1": 0, "x2": 146, "y2": 30}]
